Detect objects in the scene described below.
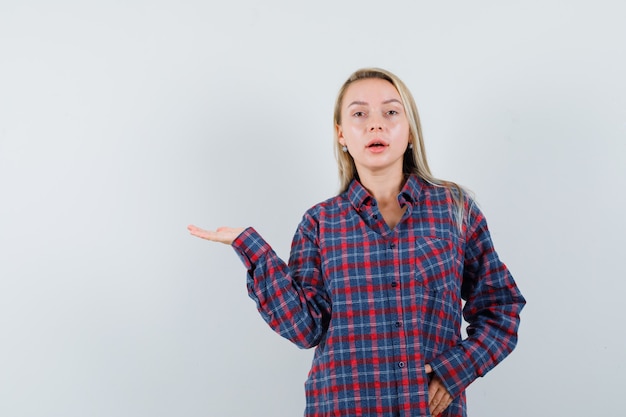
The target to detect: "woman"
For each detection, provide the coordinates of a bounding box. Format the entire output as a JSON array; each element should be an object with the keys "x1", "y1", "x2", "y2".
[{"x1": 188, "y1": 68, "x2": 526, "y2": 417}]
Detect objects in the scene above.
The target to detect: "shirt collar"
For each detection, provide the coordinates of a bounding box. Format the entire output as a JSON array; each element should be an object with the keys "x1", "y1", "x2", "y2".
[
  {"x1": 346, "y1": 178, "x2": 373, "y2": 210},
  {"x1": 346, "y1": 174, "x2": 423, "y2": 210},
  {"x1": 399, "y1": 174, "x2": 424, "y2": 205}
]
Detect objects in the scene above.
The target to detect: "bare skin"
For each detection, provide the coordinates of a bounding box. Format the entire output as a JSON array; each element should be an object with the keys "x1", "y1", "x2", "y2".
[
  {"x1": 187, "y1": 225, "x2": 244, "y2": 245},
  {"x1": 336, "y1": 78, "x2": 409, "y2": 230},
  {"x1": 188, "y1": 78, "x2": 453, "y2": 416},
  {"x1": 366, "y1": 180, "x2": 407, "y2": 229},
  {"x1": 425, "y1": 363, "x2": 453, "y2": 416}
]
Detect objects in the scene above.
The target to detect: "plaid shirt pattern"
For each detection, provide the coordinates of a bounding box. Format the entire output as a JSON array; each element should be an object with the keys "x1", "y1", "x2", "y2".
[{"x1": 232, "y1": 175, "x2": 525, "y2": 417}]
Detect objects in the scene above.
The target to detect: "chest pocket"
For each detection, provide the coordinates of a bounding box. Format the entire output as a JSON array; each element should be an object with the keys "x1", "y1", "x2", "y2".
[{"x1": 413, "y1": 235, "x2": 460, "y2": 292}]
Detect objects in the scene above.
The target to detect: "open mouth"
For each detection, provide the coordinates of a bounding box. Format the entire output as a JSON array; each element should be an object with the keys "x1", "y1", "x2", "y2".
[{"x1": 367, "y1": 140, "x2": 388, "y2": 148}]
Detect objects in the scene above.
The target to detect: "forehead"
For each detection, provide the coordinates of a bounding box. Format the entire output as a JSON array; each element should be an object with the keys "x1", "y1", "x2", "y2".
[{"x1": 343, "y1": 78, "x2": 401, "y2": 105}]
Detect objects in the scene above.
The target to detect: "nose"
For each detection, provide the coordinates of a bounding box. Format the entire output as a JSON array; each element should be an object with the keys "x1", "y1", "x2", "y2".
[{"x1": 368, "y1": 115, "x2": 383, "y2": 131}]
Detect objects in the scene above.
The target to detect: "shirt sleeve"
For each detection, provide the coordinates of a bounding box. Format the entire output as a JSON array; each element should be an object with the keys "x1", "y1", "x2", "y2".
[
  {"x1": 231, "y1": 214, "x2": 331, "y2": 349},
  {"x1": 428, "y1": 198, "x2": 526, "y2": 397}
]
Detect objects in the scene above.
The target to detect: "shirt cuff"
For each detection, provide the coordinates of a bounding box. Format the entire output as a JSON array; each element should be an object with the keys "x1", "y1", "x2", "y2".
[
  {"x1": 429, "y1": 347, "x2": 479, "y2": 398},
  {"x1": 231, "y1": 227, "x2": 272, "y2": 269}
]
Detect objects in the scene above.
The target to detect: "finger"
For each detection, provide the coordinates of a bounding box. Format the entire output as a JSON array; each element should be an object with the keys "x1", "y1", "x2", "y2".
[
  {"x1": 429, "y1": 389, "x2": 445, "y2": 413},
  {"x1": 428, "y1": 386, "x2": 439, "y2": 413},
  {"x1": 433, "y1": 396, "x2": 452, "y2": 416},
  {"x1": 425, "y1": 364, "x2": 433, "y2": 374},
  {"x1": 188, "y1": 225, "x2": 222, "y2": 242},
  {"x1": 189, "y1": 225, "x2": 245, "y2": 245},
  {"x1": 188, "y1": 225, "x2": 210, "y2": 238},
  {"x1": 428, "y1": 378, "x2": 443, "y2": 405},
  {"x1": 429, "y1": 380, "x2": 452, "y2": 416},
  {"x1": 428, "y1": 377, "x2": 450, "y2": 415},
  {"x1": 187, "y1": 225, "x2": 206, "y2": 235},
  {"x1": 432, "y1": 399, "x2": 449, "y2": 416}
]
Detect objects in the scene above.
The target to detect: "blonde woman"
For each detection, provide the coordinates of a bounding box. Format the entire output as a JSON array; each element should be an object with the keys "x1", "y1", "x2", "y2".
[{"x1": 188, "y1": 68, "x2": 525, "y2": 417}]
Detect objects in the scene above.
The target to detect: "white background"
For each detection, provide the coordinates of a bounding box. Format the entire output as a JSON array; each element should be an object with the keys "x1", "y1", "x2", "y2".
[{"x1": 1, "y1": 1, "x2": 624, "y2": 416}]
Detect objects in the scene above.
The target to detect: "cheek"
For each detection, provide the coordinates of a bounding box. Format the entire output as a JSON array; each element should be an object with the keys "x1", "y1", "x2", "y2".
[
  {"x1": 343, "y1": 124, "x2": 363, "y2": 139},
  {"x1": 395, "y1": 121, "x2": 411, "y2": 138}
]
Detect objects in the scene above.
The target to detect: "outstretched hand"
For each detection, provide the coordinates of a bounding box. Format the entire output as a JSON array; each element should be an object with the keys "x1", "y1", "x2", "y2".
[{"x1": 187, "y1": 224, "x2": 246, "y2": 245}]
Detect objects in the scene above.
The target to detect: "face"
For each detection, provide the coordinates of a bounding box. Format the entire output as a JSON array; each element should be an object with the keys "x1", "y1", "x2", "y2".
[{"x1": 337, "y1": 78, "x2": 410, "y2": 178}]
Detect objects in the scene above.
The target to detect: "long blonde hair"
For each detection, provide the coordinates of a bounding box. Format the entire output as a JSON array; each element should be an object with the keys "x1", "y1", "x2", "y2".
[{"x1": 333, "y1": 68, "x2": 465, "y2": 228}]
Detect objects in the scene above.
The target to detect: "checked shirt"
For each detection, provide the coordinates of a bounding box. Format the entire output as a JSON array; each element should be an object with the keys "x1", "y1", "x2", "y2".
[{"x1": 232, "y1": 174, "x2": 525, "y2": 417}]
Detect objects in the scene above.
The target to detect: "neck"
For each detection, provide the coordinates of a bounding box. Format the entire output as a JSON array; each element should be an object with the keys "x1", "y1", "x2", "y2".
[{"x1": 358, "y1": 169, "x2": 405, "y2": 205}]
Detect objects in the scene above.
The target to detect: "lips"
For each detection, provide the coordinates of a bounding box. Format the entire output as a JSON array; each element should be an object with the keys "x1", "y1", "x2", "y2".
[{"x1": 366, "y1": 139, "x2": 389, "y2": 148}]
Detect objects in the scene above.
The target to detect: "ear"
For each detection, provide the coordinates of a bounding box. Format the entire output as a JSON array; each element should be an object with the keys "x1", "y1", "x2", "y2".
[{"x1": 335, "y1": 123, "x2": 345, "y2": 146}]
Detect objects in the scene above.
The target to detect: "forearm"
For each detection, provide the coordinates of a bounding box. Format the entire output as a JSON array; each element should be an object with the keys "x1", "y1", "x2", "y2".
[
  {"x1": 429, "y1": 281, "x2": 525, "y2": 397},
  {"x1": 232, "y1": 227, "x2": 330, "y2": 349}
]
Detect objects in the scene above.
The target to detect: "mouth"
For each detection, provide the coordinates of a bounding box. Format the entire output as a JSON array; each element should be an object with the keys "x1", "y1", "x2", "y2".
[{"x1": 366, "y1": 139, "x2": 389, "y2": 148}]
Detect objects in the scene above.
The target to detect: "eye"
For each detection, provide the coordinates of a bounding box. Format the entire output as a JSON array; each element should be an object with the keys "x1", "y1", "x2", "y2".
[
  {"x1": 386, "y1": 110, "x2": 399, "y2": 116},
  {"x1": 353, "y1": 111, "x2": 366, "y2": 117}
]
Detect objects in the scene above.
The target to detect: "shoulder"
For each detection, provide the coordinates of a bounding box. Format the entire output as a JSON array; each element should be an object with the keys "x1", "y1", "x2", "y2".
[
  {"x1": 303, "y1": 192, "x2": 350, "y2": 219},
  {"x1": 416, "y1": 178, "x2": 462, "y2": 213},
  {"x1": 287, "y1": 194, "x2": 348, "y2": 247},
  {"x1": 413, "y1": 177, "x2": 483, "y2": 239},
  {"x1": 293, "y1": 193, "x2": 351, "y2": 237}
]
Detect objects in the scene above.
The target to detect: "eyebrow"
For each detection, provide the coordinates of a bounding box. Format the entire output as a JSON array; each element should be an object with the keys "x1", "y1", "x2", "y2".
[{"x1": 347, "y1": 99, "x2": 403, "y2": 107}]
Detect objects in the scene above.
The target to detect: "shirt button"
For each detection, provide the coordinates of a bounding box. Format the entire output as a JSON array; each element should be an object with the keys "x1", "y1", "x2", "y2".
[
  {"x1": 398, "y1": 361, "x2": 405, "y2": 368},
  {"x1": 389, "y1": 243, "x2": 395, "y2": 249},
  {"x1": 395, "y1": 321, "x2": 402, "y2": 327},
  {"x1": 373, "y1": 214, "x2": 378, "y2": 219},
  {"x1": 391, "y1": 282, "x2": 398, "y2": 287}
]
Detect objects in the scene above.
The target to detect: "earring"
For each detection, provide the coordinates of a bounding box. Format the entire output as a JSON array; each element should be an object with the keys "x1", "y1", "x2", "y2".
[
  {"x1": 408, "y1": 143, "x2": 413, "y2": 149},
  {"x1": 342, "y1": 145, "x2": 348, "y2": 153}
]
